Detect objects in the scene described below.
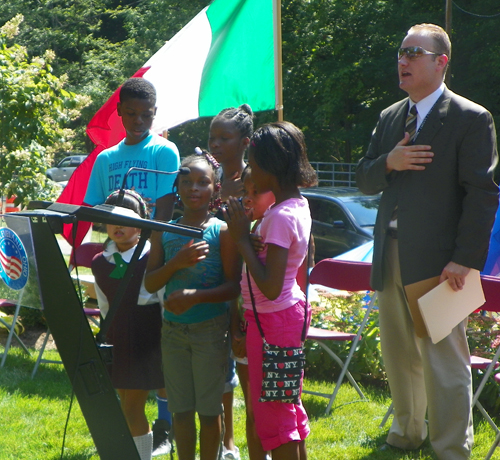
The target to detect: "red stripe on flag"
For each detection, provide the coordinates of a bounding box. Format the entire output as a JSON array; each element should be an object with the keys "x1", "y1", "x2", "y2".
[
  {"x1": 0, "y1": 250, "x2": 22, "y2": 280},
  {"x1": 56, "y1": 68, "x2": 149, "y2": 247}
]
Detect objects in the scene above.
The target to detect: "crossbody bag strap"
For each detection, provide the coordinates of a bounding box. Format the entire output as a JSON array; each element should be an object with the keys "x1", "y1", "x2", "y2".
[
  {"x1": 246, "y1": 269, "x2": 266, "y2": 340},
  {"x1": 246, "y1": 230, "x2": 311, "y2": 344},
  {"x1": 300, "y1": 238, "x2": 311, "y2": 342}
]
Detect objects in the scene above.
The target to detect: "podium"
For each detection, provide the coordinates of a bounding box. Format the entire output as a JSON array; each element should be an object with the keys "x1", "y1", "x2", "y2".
[{"x1": 0, "y1": 203, "x2": 202, "y2": 459}]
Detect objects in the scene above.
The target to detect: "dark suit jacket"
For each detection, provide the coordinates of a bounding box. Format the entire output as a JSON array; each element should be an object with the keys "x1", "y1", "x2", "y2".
[{"x1": 356, "y1": 88, "x2": 498, "y2": 291}]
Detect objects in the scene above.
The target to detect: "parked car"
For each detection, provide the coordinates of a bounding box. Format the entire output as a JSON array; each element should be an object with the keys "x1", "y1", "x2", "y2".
[
  {"x1": 301, "y1": 187, "x2": 380, "y2": 262},
  {"x1": 46, "y1": 154, "x2": 88, "y2": 182}
]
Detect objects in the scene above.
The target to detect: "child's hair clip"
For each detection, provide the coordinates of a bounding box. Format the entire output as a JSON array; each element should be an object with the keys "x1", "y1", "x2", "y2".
[{"x1": 195, "y1": 146, "x2": 220, "y2": 170}]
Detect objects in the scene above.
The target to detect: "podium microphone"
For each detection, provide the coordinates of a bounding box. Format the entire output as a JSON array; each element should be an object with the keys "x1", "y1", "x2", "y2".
[{"x1": 116, "y1": 166, "x2": 190, "y2": 206}]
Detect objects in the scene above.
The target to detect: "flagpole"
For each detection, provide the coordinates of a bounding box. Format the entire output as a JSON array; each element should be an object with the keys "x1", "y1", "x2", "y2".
[{"x1": 274, "y1": 0, "x2": 283, "y2": 121}]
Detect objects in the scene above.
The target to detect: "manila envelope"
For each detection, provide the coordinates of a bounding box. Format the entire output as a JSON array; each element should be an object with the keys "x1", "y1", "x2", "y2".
[
  {"x1": 418, "y1": 269, "x2": 484, "y2": 344},
  {"x1": 404, "y1": 276, "x2": 441, "y2": 338}
]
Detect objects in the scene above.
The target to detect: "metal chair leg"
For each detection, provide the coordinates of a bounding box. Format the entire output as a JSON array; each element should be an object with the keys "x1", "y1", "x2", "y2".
[{"x1": 31, "y1": 328, "x2": 62, "y2": 378}]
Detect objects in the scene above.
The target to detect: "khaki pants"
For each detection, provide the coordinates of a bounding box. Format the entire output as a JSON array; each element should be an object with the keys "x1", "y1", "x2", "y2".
[{"x1": 378, "y1": 237, "x2": 473, "y2": 460}]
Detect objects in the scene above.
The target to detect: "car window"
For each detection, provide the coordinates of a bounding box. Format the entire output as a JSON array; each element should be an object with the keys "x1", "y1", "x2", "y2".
[
  {"x1": 308, "y1": 197, "x2": 352, "y2": 229},
  {"x1": 59, "y1": 158, "x2": 72, "y2": 168},
  {"x1": 322, "y1": 202, "x2": 350, "y2": 227},
  {"x1": 343, "y1": 197, "x2": 379, "y2": 227}
]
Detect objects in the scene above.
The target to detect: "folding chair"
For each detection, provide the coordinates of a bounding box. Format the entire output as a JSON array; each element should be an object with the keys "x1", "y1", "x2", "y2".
[
  {"x1": 0, "y1": 292, "x2": 31, "y2": 367},
  {"x1": 470, "y1": 275, "x2": 500, "y2": 437},
  {"x1": 380, "y1": 274, "x2": 500, "y2": 433},
  {"x1": 303, "y1": 258, "x2": 377, "y2": 414},
  {"x1": 32, "y1": 242, "x2": 103, "y2": 378},
  {"x1": 68, "y1": 242, "x2": 103, "y2": 326}
]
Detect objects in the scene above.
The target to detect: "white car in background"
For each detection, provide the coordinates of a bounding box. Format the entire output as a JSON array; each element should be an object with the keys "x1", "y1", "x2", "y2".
[
  {"x1": 301, "y1": 187, "x2": 380, "y2": 263},
  {"x1": 46, "y1": 154, "x2": 88, "y2": 182}
]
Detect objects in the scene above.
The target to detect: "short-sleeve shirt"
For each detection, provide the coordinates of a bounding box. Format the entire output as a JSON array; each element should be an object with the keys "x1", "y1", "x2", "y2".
[
  {"x1": 84, "y1": 132, "x2": 180, "y2": 217},
  {"x1": 162, "y1": 217, "x2": 228, "y2": 324},
  {"x1": 241, "y1": 197, "x2": 311, "y2": 313}
]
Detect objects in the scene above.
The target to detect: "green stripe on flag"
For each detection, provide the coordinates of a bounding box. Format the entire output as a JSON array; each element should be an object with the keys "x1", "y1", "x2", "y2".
[{"x1": 200, "y1": 0, "x2": 275, "y2": 116}]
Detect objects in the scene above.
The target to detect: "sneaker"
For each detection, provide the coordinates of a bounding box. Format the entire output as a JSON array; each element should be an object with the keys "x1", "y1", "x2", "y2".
[
  {"x1": 222, "y1": 445, "x2": 240, "y2": 460},
  {"x1": 152, "y1": 419, "x2": 172, "y2": 457}
]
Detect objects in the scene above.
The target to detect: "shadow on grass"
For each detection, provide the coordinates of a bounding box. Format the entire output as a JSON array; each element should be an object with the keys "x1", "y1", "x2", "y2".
[
  {"x1": 302, "y1": 377, "x2": 392, "y2": 419},
  {"x1": 0, "y1": 347, "x2": 76, "y2": 401},
  {"x1": 357, "y1": 434, "x2": 436, "y2": 459},
  {"x1": 302, "y1": 395, "x2": 331, "y2": 419},
  {"x1": 303, "y1": 394, "x2": 377, "y2": 421},
  {"x1": 48, "y1": 450, "x2": 96, "y2": 460}
]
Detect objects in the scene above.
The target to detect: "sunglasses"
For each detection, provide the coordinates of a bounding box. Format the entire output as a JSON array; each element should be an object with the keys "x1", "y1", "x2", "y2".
[{"x1": 398, "y1": 46, "x2": 441, "y2": 61}]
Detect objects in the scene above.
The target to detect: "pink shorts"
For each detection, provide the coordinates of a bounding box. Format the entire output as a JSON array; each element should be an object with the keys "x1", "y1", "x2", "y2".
[{"x1": 244, "y1": 301, "x2": 310, "y2": 451}]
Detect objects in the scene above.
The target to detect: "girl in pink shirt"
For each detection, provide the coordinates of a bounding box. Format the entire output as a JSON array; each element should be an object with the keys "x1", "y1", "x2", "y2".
[{"x1": 225, "y1": 121, "x2": 317, "y2": 460}]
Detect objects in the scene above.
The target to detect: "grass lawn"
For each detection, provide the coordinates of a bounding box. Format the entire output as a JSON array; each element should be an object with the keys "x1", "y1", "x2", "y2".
[{"x1": 0, "y1": 344, "x2": 499, "y2": 459}]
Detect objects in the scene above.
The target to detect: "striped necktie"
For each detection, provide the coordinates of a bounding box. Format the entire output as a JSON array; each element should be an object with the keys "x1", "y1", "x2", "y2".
[
  {"x1": 406, "y1": 105, "x2": 418, "y2": 143},
  {"x1": 391, "y1": 106, "x2": 417, "y2": 225}
]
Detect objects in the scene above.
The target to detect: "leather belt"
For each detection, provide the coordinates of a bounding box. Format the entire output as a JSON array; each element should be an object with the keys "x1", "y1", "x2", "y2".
[{"x1": 386, "y1": 227, "x2": 398, "y2": 239}]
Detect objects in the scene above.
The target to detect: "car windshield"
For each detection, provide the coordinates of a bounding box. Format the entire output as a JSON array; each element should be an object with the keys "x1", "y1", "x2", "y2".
[{"x1": 343, "y1": 196, "x2": 379, "y2": 227}]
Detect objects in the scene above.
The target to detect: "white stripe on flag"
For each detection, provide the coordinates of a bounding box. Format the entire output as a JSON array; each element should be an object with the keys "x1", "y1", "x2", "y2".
[
  {"x1": 0, "y1": 251, "x2": 22, "y2": 280},
  {"x1": 145, "y1": 8, "x2": 212, "y2": 133}
]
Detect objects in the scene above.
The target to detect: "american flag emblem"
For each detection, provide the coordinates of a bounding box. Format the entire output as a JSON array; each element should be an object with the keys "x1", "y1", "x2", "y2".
[
  {"x1": 0, "y1": 247, "x2": 22, "y2": 280},
  {"x1": 0, "y1": 227, "x2": 29, "y2": 290}
]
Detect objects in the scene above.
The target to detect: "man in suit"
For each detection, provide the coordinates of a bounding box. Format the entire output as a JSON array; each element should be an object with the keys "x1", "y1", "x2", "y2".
[{"x1": 357, "y1": 23, "x2": 498, "y2": 459}]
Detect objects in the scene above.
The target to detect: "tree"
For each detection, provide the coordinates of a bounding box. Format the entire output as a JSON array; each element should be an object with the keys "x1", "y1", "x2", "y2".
[
  {"x1": 1, "y1": 0, "x2": 499, "y2": 167},
  {"x1": 0, "y1": 14, "x2": 90, "y2": 205},
  {"x1": 448, "y1": 0, "x2": 500, "y2": 132},
  {"x1": 281, "y1": 0, "x2": 443, "y2": 163},
  {"x1": 0, "y1": 0, "x2": 212, "y2": 152}
]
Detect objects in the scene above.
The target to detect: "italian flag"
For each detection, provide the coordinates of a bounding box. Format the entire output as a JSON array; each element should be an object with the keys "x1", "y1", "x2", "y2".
[
  {"x1": 147, "y1": 0, "x2": 277, "y2": 132},
  {"x1": 59, "y1": 0, "x2": 278, "y2": 245},
  {"x1": 85, "y1": 0, "x2": 277, "y2": 150}
]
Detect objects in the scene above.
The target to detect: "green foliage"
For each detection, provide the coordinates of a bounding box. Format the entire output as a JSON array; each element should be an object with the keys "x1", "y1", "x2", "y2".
[
  {"x1": 1, "y1": 0, "x2": 500, "y2": 171},
  {"x1": 281, "y1": 0, "x2": 446, "y2": 163},
  {"x1": 468, "y1": 312, "x2": 500, "y2": 412},
  {"x1": 468, "y1": 313, "x2": 500, "y2": 361},
  {"x1": 307, "y1": 292, "x2": 500, "y2": 412},
  {"x1": 0, "y1": 345, "x2": 498, "y2": 459},
  {"x1": 0, "y1": 15, "x2": 90, "y2": 205},
  {"x1": 168, "y1": 110, "x2": 276, "y2": 157},
  {"x1": 0, "y1": 310, "x2": 24, "y2": 335},
  {"x1": 0, "y1": 305, "x2": 45, "y2": 328},
  {"x1": 18, "y1": 307, "x2": 45, "y2": 328},
  {"x1": 449, "y1": 0, "x2": 500, "y2": 142},
  {"x1": 0, "y1": 1, "x2": 213, "y2": 151},
  {"x1": 283, "y1": 0, "x2": 394, "y2": 162},
  {"x1": 305, "y1": 290, "x2": 385, "y2": 385}
]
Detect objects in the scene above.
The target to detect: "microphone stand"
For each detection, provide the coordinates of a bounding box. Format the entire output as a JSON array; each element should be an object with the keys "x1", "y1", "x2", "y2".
[
  {"x1": 95, "y1": 166, "x2": 190, "y2": 354},
  {"x1": 116, "y1": 166, "x2": 189, "y2": 206}
]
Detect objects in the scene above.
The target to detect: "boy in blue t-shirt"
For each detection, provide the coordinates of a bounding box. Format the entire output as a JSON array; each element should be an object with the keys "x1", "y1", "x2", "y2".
[
  {"x1": 84, "y1": 77, "x2": 180, "y2": 222},
  {"x1": 85, "y1": 77, "x2": 178, "y2": 457}
]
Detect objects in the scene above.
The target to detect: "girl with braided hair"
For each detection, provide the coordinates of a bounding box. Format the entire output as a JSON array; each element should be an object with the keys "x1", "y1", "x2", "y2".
[
  {"x1": 145, "y1": 152, "x2": 241, "y2": 460},
  {"x1": 208, "y1": 104, "x2": 254, "y2": 460},
  {"x1": 209, "y1": 104, "x2": 254, "y2": 202}
]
